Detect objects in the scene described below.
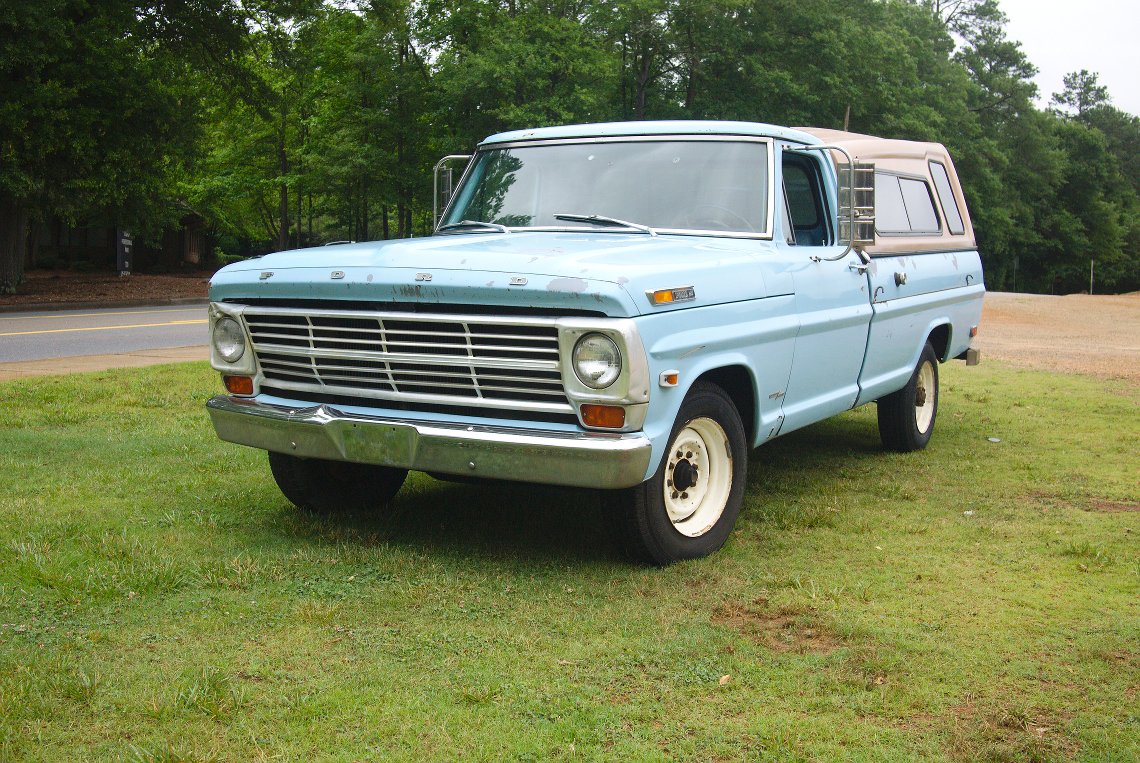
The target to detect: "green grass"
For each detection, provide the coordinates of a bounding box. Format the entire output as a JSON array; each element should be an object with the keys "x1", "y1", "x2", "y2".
[{"x1": 0, "y1": 361, "x2": 1136, "y2": 761}]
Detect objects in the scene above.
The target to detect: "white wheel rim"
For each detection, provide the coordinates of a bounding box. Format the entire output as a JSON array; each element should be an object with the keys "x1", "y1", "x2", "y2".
[
  {"x1": 914, "y1": 361, "x2": 936, "y2": 433},
  {"x1": 663, "y1": 417, "x2": 733, "y2": 537}
]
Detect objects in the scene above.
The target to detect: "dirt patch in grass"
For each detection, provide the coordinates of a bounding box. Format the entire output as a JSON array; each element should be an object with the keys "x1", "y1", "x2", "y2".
[
  {"x1": 944, "y1": 699, "x2": 1079, "y2": 762},
  {"x1": 711, "y1": 599, "x2": 841, "y2": 655},
  {"x1": 1085, "y1": 498, "x2": 1140, "y2": 513},
  {"x1": 1030, "y1": 492, "x2": 1139, "y2": 514}
]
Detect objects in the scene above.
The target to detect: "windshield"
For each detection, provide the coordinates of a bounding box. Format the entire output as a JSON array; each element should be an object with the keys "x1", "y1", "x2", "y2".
[{"x1": 440, "y1": 139, "x2": 771, "y2": 235}]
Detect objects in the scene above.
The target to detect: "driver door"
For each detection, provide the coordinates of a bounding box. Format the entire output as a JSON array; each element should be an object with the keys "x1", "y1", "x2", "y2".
[{"x1": 778, "y1": 151, "x2": 874, "y2": 434}]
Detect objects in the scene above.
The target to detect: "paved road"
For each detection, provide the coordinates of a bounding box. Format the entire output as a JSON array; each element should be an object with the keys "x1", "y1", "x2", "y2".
[
  {"x1": 0, "y1": 305, "x2": 208, "y2": 362},
  {"x1": 0, "y1": 305, "x2": 209, "y2": 379}
]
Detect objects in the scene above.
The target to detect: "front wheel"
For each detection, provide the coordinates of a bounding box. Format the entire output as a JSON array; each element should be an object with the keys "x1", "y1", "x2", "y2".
[
  {"x1": 877, "y1": 341, "x2": 939, "y2": 452},
  {"x1": 614, "y1": 382, "x2": 747, "y2": 565},
  {"x1": 267, "y1": 452, "x2": 408, "y2": 514}
]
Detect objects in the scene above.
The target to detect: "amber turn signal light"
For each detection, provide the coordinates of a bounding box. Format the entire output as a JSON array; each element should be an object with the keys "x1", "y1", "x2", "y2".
[
  {"x1": 650, "y1": 286, "x2": 696, "y2": 305},
  {"x1": 223, "y1": 375, "x2": 254, "y2": 396},
  {"x1": 580, "y1": 404, "x2": 626, "y2": 429}
]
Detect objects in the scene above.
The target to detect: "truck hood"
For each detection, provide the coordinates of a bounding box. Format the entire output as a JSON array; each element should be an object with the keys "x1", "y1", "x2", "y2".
[{"x1": 209, "y1": 232, "x2": 784, "y2": 317}]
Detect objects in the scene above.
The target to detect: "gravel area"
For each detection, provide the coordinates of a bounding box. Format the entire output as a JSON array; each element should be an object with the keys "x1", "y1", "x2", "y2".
[{"x1": 978, "y1": 292, "x2": 1140, "y2": 383}]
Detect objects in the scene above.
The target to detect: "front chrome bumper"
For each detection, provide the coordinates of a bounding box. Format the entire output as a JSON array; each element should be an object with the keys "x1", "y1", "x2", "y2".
[{"x1": 206, "y1": 396, "x2": 653, "y2": 489}]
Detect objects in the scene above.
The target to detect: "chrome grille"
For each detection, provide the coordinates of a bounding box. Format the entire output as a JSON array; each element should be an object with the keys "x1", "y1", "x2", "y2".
[{"x1": 242, "y1": 307, "x2": 570, "y2": 414}]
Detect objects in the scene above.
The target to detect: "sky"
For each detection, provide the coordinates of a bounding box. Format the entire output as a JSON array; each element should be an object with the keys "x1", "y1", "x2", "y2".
[{"x1": 996, "y1": 0, "x2": 1140, "y2": 116}]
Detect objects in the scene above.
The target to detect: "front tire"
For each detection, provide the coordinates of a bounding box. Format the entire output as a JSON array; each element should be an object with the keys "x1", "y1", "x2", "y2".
[
  {"x1": 268, "y1": 452, "x2": 408, "y2": 514},
  {"x1": 877, "y1": 341, "x2": 939, "y2": 452},
  {"x1": 615, "y1": 382, "x2": 747, "y2": 565}
]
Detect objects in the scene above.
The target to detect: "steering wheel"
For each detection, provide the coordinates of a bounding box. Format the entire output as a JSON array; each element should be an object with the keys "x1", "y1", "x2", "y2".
[{"x1": 680, "y1": 204, "x2": 756, "y2": 232}]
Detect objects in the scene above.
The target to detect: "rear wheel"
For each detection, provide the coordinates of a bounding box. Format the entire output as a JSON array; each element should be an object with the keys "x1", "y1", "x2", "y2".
[
  {"x1": 615, "y1": 382, "x2": 747, "y2": 565},
  {"x1": 268, "y1": 452, "x2": 408, "y2": 514},
  {"x1": 877, "y1": 341, "x2": 939, "y2": 452}
]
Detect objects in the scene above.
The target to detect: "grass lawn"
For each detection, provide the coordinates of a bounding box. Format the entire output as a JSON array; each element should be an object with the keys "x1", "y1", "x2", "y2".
[{"x1": 1, "y1": 361, "x2": 1136, "y2": 761}]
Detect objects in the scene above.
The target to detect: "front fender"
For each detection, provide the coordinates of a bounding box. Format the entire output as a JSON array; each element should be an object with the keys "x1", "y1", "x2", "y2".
[{"x1": 633, "y1": 297, "x2": 799, "y2": 480}]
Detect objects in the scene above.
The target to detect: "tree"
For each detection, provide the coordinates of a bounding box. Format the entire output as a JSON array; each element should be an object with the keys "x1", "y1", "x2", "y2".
[
  {"x1": 1051, "y1": 69, "x2": 1111, "y2": 118},
  {"x1": 0, "y1": 0, "x2": 251, "y2": 292}
]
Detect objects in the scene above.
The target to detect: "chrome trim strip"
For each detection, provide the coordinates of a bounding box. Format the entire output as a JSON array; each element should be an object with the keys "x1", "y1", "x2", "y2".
[
  {"x1": 207, "y1": 396, "x2": 653, "y2": 489},
  {"x1": 253, "y1": 344, "x2": 560, "y2": 371},
  {"x1": 257, "y1": 378, "x2": 573, "y2": 414},
  {"x1": 866, "y1": 248, "x2": 980, "y2": 258}
]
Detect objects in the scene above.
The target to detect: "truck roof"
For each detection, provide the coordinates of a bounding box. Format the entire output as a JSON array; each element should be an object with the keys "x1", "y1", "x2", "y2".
[{"x1": 481, "y1": 120, "x2": 823, "y2": 147}]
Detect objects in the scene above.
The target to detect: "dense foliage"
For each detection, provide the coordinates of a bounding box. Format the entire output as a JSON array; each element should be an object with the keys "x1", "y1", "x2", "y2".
[{"x1": 2, "y1": 0, "x2": 1137, "y2": 293}]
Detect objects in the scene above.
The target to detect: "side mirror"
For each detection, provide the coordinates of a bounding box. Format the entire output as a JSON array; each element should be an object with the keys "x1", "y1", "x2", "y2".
[{"x1": 433, "y1": 154, "x2": 472, "y2": 228}]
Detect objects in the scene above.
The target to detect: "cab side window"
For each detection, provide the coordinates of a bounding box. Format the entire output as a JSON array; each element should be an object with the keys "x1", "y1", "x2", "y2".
[{"x1": 782, "y1": 155, "x2": 831, "y2": 246}]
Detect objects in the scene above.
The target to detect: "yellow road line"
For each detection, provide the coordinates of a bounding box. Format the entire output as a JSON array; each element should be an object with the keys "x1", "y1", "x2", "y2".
[
  {"x1": 0, "y1": 319, "x2": 207, "y2": 337},
  {"x1": 0, "y1": 308, "x2": 204, "y2": 322}
]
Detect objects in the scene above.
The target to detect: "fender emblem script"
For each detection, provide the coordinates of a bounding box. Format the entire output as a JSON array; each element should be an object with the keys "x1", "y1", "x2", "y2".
[
  {"x1": 415, "y1": 273, "x2": 433, "y2": 282},
  {"x1": 330, "y1": 271, "x2": 345, "y2": 280}
]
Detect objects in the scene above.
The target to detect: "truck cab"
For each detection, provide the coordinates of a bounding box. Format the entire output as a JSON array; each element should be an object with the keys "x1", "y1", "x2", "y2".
[{"x1": 206, "y1": 120, "x2": 984, "y2": 564}]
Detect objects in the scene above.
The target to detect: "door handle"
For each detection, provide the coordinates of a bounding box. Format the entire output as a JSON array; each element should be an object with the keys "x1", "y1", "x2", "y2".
[{"x1": 848, "y1": 262, "x2": 869, "y2": 274}]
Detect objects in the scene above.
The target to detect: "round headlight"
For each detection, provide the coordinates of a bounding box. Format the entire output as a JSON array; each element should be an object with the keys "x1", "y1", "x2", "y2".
[
  {"x1": 213, "y1": 316, "x2": 246, "y2": 363},
  {"x1": 573, "y1": 333, "x2": 621, "y2": 389}
]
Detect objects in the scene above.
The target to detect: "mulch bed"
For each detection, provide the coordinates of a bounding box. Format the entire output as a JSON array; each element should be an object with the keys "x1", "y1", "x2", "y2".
[{"x1": 1, "y1": 269, "x2": 213, "y2": 307}]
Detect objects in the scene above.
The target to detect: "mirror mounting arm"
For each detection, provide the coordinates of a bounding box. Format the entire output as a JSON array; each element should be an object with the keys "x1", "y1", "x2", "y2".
[
  {"x1": 791, "y1": 144, "x2": 875, "y2": 263},
  {"x1": 433, "y1": 154, "x2": 473, "y2": 229}
]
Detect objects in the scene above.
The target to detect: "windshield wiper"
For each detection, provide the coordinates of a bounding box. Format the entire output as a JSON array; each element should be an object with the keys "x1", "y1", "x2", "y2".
[
  {"x1": 437, "y1": 220, "x2": 511, "y2": 234},
  {"x1": 553, "y1": 213, "x2": 657, "y2": 237}
]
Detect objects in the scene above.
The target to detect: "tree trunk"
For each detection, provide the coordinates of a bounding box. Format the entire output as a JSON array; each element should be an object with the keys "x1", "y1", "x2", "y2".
[
  {"x1": 277, "y1": 106, "x2": 290, "y2": 252},
  {"x1": 634, "y1": 50, "x2": 652, "y2": 119},
  {"x1": 382, "y1": 205, "x2": 389, "y2": 240},
  {"x1": 27, "y1": 218, "x2": 41, "y2": 269},
  {"x1": 361, "y1": 194, "x2": 369, "y2": 241},
  {"x1": 0, "y1": 192, "x2": 29, "y2": 294}
]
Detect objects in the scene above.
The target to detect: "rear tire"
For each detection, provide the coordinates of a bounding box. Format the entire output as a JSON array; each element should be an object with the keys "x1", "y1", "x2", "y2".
[
  {"x1": 268, "y1": 452, "x2": 407, "y2": 514},
  {"x1": 614, "y1": 382, "x2": 747, "y2": 565},
  {"x1": 878, "y1": 341, "x2": 939, "y2": 452}
]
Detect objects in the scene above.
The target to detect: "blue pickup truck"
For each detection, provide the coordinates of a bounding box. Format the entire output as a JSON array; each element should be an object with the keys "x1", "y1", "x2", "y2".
[{"x1": 206, "y1": 121, "x2": 984, "y2": 564}]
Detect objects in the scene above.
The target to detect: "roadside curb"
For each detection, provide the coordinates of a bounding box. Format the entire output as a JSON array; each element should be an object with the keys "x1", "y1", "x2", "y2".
[{"x1": 0, "y1": 297, "x2": 208, "y2": 314}]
